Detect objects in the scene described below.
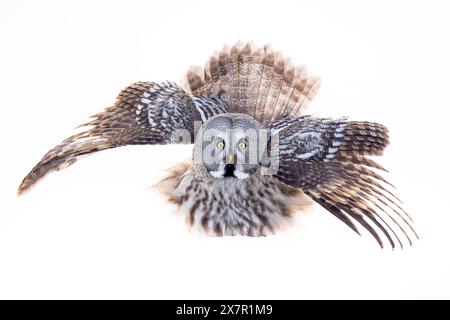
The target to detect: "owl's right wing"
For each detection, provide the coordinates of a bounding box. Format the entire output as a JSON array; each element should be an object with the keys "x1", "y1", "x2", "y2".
[
  {"x1": 266, "y1": 116, "x2": 417, "y2": 249},
  {"x1": 18, "y1": 81, "x2": 228, "y2": 195}
]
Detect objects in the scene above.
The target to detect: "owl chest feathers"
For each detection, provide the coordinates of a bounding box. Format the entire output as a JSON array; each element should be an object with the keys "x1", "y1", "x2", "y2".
[{"x1": 157, "y1": 162, "x2": 311, "y2": 236}]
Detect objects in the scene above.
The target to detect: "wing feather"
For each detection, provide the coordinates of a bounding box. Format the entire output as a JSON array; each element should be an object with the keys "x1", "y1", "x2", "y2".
[
  {"x1": 267, "y1": 116, "x2": 417, "y2": 249},
  {"x1": 18, "y1": 81, "x2": 228, "y2": 195}
]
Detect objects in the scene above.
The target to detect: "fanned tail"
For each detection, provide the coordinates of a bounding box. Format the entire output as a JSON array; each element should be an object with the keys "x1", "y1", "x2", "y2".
[{"x1": 183, "y1": 41, "x2": 321, "y2": 124}]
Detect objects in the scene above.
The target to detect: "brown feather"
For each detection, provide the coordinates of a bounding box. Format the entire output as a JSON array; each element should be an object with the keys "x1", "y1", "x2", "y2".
[{"x1": 183, "y1": 42, "x2": 321, "y2": 124}]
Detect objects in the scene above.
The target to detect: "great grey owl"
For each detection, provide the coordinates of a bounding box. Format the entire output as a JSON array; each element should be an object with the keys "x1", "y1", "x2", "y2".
[{"x1": 18, "y1": 42, "x2": 417, "y2": 249}]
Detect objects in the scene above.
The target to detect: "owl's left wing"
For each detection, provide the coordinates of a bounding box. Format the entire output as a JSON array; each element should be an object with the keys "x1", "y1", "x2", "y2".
[
  {"x1": 266, "y1": 116, "x2": 417, "y2": 249},
  {"x1": 18, "y1": 81, "x2": 228, "y2": 195}
]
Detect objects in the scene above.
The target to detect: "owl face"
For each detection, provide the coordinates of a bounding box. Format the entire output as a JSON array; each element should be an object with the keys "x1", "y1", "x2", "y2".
[{"x1": 194, "y1": 114, "x2": 265, "y2": 179}]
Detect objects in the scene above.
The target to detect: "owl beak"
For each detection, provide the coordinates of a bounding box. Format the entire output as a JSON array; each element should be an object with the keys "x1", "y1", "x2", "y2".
[{"x1": 226, "y1": 153, "x2": 234, "y2": 164}]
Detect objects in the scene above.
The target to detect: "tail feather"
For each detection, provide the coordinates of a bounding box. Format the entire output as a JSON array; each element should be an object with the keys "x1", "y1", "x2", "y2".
[
  {"x1": 261, "y1": 51, "x2": 286, "y2": 123},
  {"x1": 236, "y1": 42, "x2": 252, "y2": 113},
  {"x1": 227, "y1": 44, "x2": 241, "y2": 110},
  {"x1": 218, "y1": 44, "x2": 231, "y2": 94},
  {"x1": 290, "y1": 74, "x2": 321, "y2": 116},
  {"x1": 183, "y1": 42, "x2": 321, "y2": 124},
  {"x1": 204, "y1": 51, "x2": 220, "y2": 94},
  {"x1": 269, "y1": 60, "x2": 295, "y2": 121},
  {"x1": 185, "y1": 66, "x2": 204, "y2": 95},
  {"x1": 245, "y1": 44, "x2": 265, "y2": 117},
  {"x1": 254, "y1": 44, "x2": 276, "y2": 122}
]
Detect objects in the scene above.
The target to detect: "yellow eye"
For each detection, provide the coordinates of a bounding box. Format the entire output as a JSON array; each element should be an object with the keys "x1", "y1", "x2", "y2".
[
  {"x1": 238, "y1": 141, "x2": 247, "y2": 149},
  {"x1": 216, "y1": 140, "x2": 225, "y2": 149}
]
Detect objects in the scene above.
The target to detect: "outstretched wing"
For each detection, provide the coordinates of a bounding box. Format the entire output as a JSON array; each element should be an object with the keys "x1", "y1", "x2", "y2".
[
  {"x1": 18, "y1": 81, "x2": 228, "y2": 195},
  {"x1": 267, "y1": 116, "x2": 417, "y2": 249}
]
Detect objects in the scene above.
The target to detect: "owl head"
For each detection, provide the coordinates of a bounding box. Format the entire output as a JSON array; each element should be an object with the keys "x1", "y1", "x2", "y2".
[{"x1": 193, "y1": 114, "x2": 268, "y2": 179}]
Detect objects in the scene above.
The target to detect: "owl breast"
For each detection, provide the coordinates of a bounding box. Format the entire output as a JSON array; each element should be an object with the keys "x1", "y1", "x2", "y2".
[{"x1": 156, "y1": 162, "x2": 312, "y2": 236}]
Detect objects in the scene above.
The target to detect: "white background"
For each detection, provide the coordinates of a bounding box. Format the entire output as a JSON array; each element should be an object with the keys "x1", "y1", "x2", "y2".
[{"x1": 0, "y1": 0, "x2": 449, "y2": 299}]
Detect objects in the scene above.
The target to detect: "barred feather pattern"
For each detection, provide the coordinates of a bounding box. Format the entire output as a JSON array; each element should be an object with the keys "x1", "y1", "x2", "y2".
[
  {"x1": 156, "y1": 162, "x2": 312, "y2": 236},
  {"x1": 183, "y1": 42, "x2": 321, "y2": 124},
  {"x1": 18, "y1": 42, "x2": 416, "y2": 249},
  {"x1": 18, "y1": 81, "x2": 228, "y2": 195},
  {"x1": 269, "y1": 116, "x2": 417, "y2": 249}
]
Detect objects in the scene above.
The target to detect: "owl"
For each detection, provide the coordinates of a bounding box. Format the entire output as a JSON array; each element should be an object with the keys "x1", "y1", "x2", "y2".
[{"x1": 18, "y1": 42, "x2": 417, "y2": 249}]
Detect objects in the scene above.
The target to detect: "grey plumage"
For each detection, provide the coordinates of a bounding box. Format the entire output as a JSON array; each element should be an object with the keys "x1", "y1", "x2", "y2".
[
  {"x1": 18, "y1": 42, "x2": 417, "y2": 249},
  {"x1": 157, "y1": 162, "x2": 311, "y2": 236},
  {"x1": 17, "y1": 81, "x2": 227, "y2": 194}
]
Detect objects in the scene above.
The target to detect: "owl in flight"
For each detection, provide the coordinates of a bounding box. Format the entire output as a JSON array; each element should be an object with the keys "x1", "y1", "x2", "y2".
[{"x1": 18, "y1": 42, "x2": 417, "y2": 249}]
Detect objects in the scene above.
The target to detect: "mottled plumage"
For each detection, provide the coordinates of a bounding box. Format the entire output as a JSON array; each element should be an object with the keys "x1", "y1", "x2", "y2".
[
  {"x1": 18, "y1": 42, "x2": 417, "y2": 249},
  {"x1": 157, "y1": 161, "x2": 311, "y2": 236}
]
